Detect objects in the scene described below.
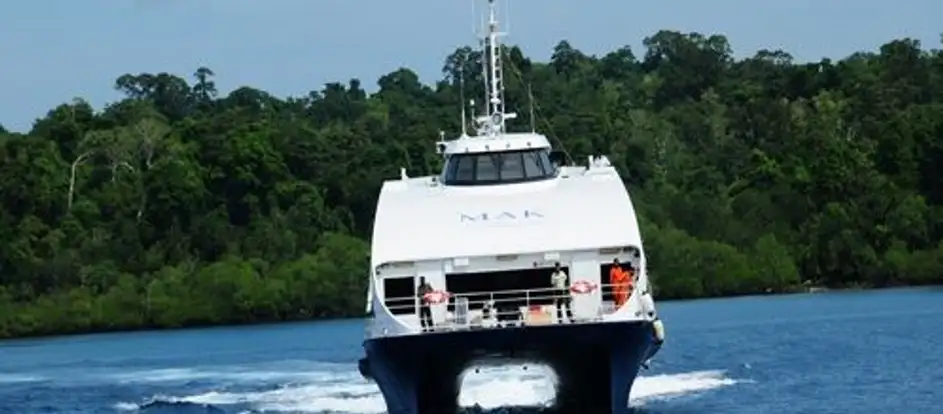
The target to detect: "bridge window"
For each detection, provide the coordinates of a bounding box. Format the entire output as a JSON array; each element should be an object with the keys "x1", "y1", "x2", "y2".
[
  {"x1": 500, "y1": 152, "x2": 525, "y2": 180},
  {"x1": 475, "y1": 155, "x2": 499, "y2": 181},
  {"x1": 443, "y1": 149, "x2": 555, "y2": 186},
  {"x1": 523, "y1": 151, "x2": 545, "y2": 178}
]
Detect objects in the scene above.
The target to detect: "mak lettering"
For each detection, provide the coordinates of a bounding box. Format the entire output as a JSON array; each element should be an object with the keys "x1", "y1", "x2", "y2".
[{"x1": 460, "y1": 210, "x2": 544, "y2": 222}]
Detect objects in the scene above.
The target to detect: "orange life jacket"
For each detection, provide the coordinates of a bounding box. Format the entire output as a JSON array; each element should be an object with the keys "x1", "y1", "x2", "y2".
[{"x1": 609, "y1": 267, "x2": 624, "y2": 287}]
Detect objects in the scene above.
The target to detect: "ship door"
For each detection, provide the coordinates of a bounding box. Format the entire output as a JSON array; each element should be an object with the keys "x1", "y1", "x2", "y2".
[{"x1": 568, "y1": 258, "x2": 600, "y2": 319}]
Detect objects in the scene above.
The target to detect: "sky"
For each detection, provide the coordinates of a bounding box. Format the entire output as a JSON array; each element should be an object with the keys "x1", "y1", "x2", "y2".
[{"x1": 1, "y1": 0, "x2": 940, "y2": 133}]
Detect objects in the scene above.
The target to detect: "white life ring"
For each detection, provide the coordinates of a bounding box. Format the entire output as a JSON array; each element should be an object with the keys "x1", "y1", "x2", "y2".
[
  {"x1": 423, "y1": 290, "x2": 451, "y2": 304},
  {"x1": 569, "y1": 280, "x2": 598, "y2": 295}
]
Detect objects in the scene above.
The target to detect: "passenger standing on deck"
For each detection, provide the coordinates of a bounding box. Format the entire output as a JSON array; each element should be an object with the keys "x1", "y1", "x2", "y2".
[
  {"x1": 625, "y1": 262, "x2": 636, "y2": 295},
  {"x1": 417, "y1": 277, "x2": 434, "y2": 332},
  {"x1": 610, "y1": 258, "x2": 629, "y2": 308},
  {"x1": 550, "y1": 262, "x2": 574, "y2": 323}
]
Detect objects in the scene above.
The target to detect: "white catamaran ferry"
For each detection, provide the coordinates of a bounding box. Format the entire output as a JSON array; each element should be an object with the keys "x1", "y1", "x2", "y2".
[{"x1": 358, "y1": 1, "x2": 665, "y2": 413}]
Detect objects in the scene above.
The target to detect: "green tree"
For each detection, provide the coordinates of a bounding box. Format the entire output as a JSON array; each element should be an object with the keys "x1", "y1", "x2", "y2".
[{"x1": 1, "y1": 31, "x2": 942, "y2": 339}]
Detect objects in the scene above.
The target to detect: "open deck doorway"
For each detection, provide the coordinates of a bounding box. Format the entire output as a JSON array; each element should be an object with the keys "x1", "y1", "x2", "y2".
[{"x1": 445, "y1": 265, "x2": 566, "y2": 324}]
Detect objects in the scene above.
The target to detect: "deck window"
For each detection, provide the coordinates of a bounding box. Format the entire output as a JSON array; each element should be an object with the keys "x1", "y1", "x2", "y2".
[{"x1": 383, "y1": 277, "x2": 416, "y2": 315}]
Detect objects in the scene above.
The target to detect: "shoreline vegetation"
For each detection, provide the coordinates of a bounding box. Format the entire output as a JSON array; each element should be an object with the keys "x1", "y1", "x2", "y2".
[{"x1": 2, "y1": 31, "x2": 943, "y2": 340}]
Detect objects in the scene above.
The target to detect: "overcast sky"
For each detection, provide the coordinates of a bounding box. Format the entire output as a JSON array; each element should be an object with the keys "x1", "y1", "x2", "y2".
[{"x1": 1, "y1": 0, "x2": 939, "y2": 132}]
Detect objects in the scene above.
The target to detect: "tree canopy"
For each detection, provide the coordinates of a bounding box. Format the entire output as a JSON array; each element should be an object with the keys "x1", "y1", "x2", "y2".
[{"x1": 2, "y1": 31, "x2": 943, "y2": 339}]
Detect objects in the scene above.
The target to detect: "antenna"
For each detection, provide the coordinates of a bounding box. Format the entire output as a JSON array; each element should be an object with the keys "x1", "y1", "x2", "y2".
[
  {"x1": 500, "y1": 0, "x2": 509, "y2": 122},
  {"x1": 479, "y1": 34, "x2": 488, "y2": 124},
  {"x1": 486, "y1": 0, "x2": 501, "y2": 122},
  {"x1": 528, "y1": 84, "x2": 536, "y2": 133},
  {"x1": 459, "y1": 59, "x2": 468, "y2": 137}
]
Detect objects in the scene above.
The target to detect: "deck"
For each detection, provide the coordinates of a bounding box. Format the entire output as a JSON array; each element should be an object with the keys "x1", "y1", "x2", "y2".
[{"x1": 375, "y1": 283, "x2": 640, "y2": 335}]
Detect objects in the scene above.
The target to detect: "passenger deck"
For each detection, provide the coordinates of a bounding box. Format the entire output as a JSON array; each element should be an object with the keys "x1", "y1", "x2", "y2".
[{"x1": 371, "y1": 281, "x2": 652, "y2": 337}]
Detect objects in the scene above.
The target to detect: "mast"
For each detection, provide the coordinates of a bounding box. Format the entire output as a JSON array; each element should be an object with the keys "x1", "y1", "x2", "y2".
[
  {"x1": 459, "y1": 60, "x2": 468, "y2": 137},
  {"x1": 473, "y1": 0, "x2": 516, "y2": 138},
  {"x1": 486, "y1": 1, "x2": 501, "y2": 123}
]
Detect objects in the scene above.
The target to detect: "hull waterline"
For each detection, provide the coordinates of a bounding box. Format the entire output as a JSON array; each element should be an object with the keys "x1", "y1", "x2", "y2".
[{"x1": 360, "y1": 320, "x2": 660, "y2": 414}]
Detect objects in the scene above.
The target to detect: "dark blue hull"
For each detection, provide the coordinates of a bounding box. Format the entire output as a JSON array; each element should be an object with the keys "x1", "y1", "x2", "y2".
[{"x1": 360, "y1": 320, "x2": 661, "y2": 414}]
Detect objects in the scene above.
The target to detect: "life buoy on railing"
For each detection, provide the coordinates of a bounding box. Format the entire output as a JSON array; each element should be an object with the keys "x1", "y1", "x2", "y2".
[
  {"x1": 569, "y1": 280, "x2": 598, "y2": 295},
  {"x1": 423, "y1": 290, "x2": 451, "y2": 304}
]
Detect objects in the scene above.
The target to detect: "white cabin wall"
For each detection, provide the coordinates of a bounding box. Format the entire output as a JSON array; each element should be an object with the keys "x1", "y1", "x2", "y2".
[
  {"x1": 373, "y1": 261, "x2": 447, "y2": 333},
  {"x1": 370, "y1": 267, "x2": 417, "y2": 336},
  {"x1": 633, "y1": 252, "x2": 657, "y2": 317},
  {"x1": 445, "y1": 253, "x2": 559, "y2": 275},
  {"x1": 568, "y1": 252, "x2": 601, "y2": 320},
  {"x1": 377, "y1": 265, "x2": 415, "y2": 279},
  {"x1": 369, "y1": 297, "x2": 412, "y2": 336}
]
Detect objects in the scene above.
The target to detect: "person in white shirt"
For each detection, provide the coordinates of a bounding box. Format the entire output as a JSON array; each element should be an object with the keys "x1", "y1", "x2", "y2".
[{"x1": 550, "y1": 262, "x2": 573, "y2": 323}]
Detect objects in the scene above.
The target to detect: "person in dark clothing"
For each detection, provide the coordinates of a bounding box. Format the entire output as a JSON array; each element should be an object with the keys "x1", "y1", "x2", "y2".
[{"x1": 417, "y1": 276, "x2": 434, "y2": 332}]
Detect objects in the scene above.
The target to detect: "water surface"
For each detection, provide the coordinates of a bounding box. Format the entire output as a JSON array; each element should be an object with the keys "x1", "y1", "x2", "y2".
[{"x1": 1, "y1": 287, "x2": 941, "y2": 413}]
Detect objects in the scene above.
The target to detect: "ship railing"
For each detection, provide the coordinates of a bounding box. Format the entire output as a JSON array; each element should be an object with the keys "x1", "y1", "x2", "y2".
[{"x1": 381, "y1": 282, "x2": 642, "y2": 333}]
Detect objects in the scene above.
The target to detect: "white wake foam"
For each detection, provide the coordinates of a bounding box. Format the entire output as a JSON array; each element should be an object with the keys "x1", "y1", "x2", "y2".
[
  {"x1": 0, "y1": 373, "x2": 44, "y2": 384},
  {"x1": 458, "y1": 365, "x2": 557, "y2": 409},
  {"x1": 631, "y1": 369, "x2": 739, "y2": 402},
  {"x1": 106, "y1": 366, "x2": 336, "y2": 384},
  {"x1": 116, "y1": 363, "x2": 741, "y2": 413}
]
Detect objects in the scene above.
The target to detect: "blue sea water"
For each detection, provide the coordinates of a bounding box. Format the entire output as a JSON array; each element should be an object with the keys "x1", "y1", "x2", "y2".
[{"x1": 1, "y1": 287, "x2": 941, "y2": 414}]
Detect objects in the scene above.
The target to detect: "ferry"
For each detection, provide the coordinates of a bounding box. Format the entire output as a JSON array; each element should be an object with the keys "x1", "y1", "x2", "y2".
[{"x1": 357, "y1": 1, "x2": 665, "y2": 413}]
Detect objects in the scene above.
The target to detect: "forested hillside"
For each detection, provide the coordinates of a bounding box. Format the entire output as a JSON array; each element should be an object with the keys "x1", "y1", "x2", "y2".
[{"x1": 2, "y1": 31, "x2": 943, "y2": 339}]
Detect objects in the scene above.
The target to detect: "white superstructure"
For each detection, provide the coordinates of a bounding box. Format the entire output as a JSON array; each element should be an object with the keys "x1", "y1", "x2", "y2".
[{"x1": 365, "y1": 0, "x2": 658, "y2": 339}]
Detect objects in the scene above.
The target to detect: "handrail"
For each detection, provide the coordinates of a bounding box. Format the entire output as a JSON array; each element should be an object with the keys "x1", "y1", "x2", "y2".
[
  {"x1": 383, "y1": 282, "x2": 641, "y2": 317},
  {"x1": 369, "y1": 281, "x2": 653, "y2": 335},
  {"x1": 384, "y1": 281, "x2": 636, "y2": 306}
]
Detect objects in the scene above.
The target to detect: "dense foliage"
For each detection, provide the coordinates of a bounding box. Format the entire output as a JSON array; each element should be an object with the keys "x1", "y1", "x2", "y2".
[{"x1": 2, "y1": 31, "x2": 943, "y2": 339}]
